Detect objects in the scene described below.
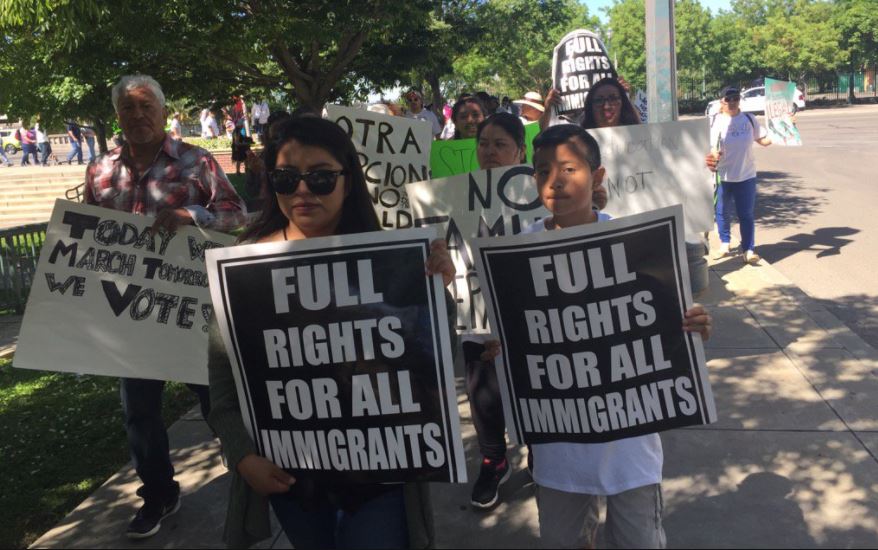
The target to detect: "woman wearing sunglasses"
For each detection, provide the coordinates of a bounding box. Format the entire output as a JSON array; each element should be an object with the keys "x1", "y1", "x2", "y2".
[
  {"x1": 705, "y1": 85, "x2": 772, "y2": 265},
  {"x1": 209, "y1": 116, "x2": 454, "y2": 549}
]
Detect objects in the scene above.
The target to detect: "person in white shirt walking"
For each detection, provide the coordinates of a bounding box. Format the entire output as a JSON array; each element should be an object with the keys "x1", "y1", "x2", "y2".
[{"x1": 705, "y1": 86, "x2": 772, "y2": 265}]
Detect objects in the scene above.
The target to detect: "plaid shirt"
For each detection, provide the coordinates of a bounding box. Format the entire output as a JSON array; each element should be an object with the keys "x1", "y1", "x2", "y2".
[{"x1": 84, "y1": 134, "x2": 246, "y2": 232}]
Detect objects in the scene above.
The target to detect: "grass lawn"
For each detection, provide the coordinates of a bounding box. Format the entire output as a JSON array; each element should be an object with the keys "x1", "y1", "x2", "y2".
[{"x1": 0, "y1": 357, "x2": 198, "y2": 548}]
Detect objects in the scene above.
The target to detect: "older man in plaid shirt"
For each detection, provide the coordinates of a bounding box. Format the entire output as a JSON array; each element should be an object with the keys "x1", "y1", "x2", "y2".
[{"x1": 84, "y1": 74, "x2": 246, "y2": 539}]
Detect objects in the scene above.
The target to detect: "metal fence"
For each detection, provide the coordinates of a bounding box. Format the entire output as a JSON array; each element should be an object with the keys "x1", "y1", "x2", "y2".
[
  {"x1": 0, "y1": 223, "x2": 48, "y2": 313},
  {"x1": 802, "y1": 69, "x2": 878, "y2": 102},
  {"x1": 677, "y1": 69, "x2": 878, "y2": 106}
]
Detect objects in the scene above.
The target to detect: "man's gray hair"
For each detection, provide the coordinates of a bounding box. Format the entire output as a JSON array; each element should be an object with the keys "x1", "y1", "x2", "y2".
[{"x1": 111, "y1": 75, "x2": 166, "y2": 113}]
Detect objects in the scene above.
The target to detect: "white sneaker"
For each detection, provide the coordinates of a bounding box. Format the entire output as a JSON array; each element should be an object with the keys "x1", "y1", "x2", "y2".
[
  {"x1": 714, "y1": 242, "x2": 732, "y2": 259},
  {"x1": 744, "y1": 250, "x2": 761, "y2": 265}
]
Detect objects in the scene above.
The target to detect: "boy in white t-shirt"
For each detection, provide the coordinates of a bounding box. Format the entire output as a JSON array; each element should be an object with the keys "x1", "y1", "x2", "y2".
[{"x1": 495, "y1": 124, "x2": 712, "y2": 548}]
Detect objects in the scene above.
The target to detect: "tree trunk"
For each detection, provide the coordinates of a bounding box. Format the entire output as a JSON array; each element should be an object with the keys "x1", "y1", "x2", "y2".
[
  {"x1": 848, "y1": 67, "x2": 856, "y2": 104},
  {"x1": 95, "y1": 119, "x2": 109, "y2": 154},
  {"x1": 426, "y1": 71, "x2": 444, "y2": 123}
]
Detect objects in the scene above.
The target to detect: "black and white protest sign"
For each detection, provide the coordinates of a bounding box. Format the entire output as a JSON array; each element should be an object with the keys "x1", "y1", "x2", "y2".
[
  {"x1": 552, "y1": 29, "x2": 617, "y2": 117},
  {"x1": 14, "y1": 199, "x2": 234, "y2": 384},
  {"x1": 407, "y1": 166, "x2": 549, "y2": 333},
  {"x1": 594, "y1": 119, "x2": 714, "y2": 234},
  {"x1": 472, "y1": 206, "x2": 716, "y2": 445},
  {"x1": 206, "y1": 228, "x2": 466, "y2": 483},
  {"x1": 326, "y1": 105, "x2": 432, "y2": 229}
]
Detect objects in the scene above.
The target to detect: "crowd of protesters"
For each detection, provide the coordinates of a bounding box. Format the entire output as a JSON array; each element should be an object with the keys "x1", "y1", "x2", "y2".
[{"x1": 21, "y1": 67, "x2": 794, "y2": 550}]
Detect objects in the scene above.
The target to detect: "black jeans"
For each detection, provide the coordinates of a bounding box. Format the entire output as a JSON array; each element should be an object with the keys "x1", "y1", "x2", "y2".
[
  {"x1": 120, "y1": 378, "x2": 211, "y2": 504},
  {"x1": 463, "y1": 341, "x2": 507, "y2": 461}
]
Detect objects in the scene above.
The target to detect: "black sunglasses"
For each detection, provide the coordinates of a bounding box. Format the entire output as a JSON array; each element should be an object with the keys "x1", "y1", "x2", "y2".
[
  {"x1": 724, "y1": 95, "x2": 741, "y2": 102},
  {"x1": 269, "y1": 168, "x2": 347, "y2": 195}
]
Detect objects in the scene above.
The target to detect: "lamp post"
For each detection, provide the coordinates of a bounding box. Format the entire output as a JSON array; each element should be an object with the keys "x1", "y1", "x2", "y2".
[{"x1": 646, "y1": 0, "x2": 709, "y2": 296}]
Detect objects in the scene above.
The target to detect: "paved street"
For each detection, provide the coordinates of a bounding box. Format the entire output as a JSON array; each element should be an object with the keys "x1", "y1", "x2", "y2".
[{"x1": 748, "y1": 105, "x2": 878, "y2": 350}]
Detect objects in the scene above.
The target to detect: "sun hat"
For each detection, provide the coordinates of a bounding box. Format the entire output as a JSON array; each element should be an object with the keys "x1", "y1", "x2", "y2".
[{"x1": 513, "y1": 91, "x2": 545, "y2": 113}]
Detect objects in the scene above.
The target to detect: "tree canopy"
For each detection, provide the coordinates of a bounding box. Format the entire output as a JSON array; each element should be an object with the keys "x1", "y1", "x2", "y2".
[{"x1": 0, "y1": 0, "x2": 875, "y2": 135}]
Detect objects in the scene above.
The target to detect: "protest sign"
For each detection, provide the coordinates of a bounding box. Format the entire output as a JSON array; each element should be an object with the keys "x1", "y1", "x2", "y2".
[
  {"x1": 14, "y1": 200, "x2": 234, "y2": 384},
  {"x1": 430, "y1": 137, "x2": 478, "y2": 179},
  {"x1": 429, "y1": 122, "x2": 541, "y2": 179},
  {"x1": 594, "y1": 119, "x2": 714, "y2": 234},
  {"x1": 551, "y1": 29, "x2": 617, "y2": 118},
  {"x1": 326, "y1": 105, "x2": 433, "y2": 228},
  {"x1": 408, "y1": 165, "x2": 549, "y2": 333},
  {"x1": 205, "y1": 228, "x2": 466, "y2": 483},
  {"x1": 764, "y1": 78, "x2": 803, "y2": 146},
  {"x1": 472, "y1": 206, "x2": 716, "y2": 445}
]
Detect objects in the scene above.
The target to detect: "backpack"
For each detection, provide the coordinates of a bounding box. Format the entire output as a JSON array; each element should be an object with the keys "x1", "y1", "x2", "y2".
[
  {"x1": 709, "y1": 112, "x2": 756, "y2": 135},
  {"x1": 14, "y1": 128, "x2": 20, "y2": 141}
]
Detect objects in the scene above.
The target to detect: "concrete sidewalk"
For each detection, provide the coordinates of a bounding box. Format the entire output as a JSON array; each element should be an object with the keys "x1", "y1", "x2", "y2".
[
  {"x1": 25, "y1": 240, "x2": 878, "y2": 549},
  {"x1": 0, "y1": 314, "x2": 21, "y2": 359}
]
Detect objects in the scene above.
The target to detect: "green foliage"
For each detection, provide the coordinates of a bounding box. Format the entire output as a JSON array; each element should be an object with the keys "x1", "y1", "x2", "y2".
[
  {"x1": 0, "y1": 358, "x2": 197, "y2": 547},
  {"x1": 833, "y1": 0, "x2": 878, "y2": 68},
  {"x1": 476, "y1": 0, "x2": 602, "y2": 96},
  {"x1": 183, "y1": 136, "x2": 234, "y2": 151},
  {"x1": 606, "y1": 0, "x2": 646, "y2": 91},
  {"x1": 674, "y1": 0, "x2": 715, "y2": 84},
  {"x1": 603, "y1": 0, "x2": 871, "y2": 100},
  {"x1": 0, "y1": 0, "x2": 436, "y2": 139},
  {"x1": 1, "y1": 0, "x2": 876, "y2": 143},
  {"x1": 760, "y1": 1, "x2": 846, "y2": 81}
]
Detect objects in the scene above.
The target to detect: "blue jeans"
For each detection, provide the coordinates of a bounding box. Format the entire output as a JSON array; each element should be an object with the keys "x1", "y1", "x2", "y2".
[
  {"x1": 269, "y1": 486, "x2": 409, "y2": 549},
  {"x1": 0, "y1": 148, "x2": 9, "y2": 165},
  {"x1": 20, "y1": 143, "x2": 38, "y2": 165},
  {"x1": 38, "y1": 142, "x2": 51, "y2": 165},
  {"x1": 716, "y1": 177, "x2": 757, "y2": 252},
  {"x1": 120, "y1": 378, "x2": 211, "y2": 504},
  {"x1": 85, "y1": 136, "x2": 95, "y2": 162},
  {"x1": 66, "y1": 139, "x2": 83, "y2": 164}
]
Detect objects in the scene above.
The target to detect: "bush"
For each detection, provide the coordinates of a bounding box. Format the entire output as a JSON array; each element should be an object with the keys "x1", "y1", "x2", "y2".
[
  {"x1": 183, "y1": 136, "x2": 232, "y2": 151},
  {"x1": 679, "y1": 98, "x2": 711, "y2": 115}
]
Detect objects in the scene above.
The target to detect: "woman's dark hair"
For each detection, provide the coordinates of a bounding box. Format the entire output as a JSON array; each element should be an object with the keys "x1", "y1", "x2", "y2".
[
  {"x1": 476, "y1": 112, "x2": 527, "y2": 163},
  {"x1": 581, "y1": 77, "x2": 641, "y2": 129},
  {"x1": 259, "y1": 110, "x2": 290, "y2": 143},
  {"x1": 532, "y1": 124, "x2": 601, "y2": 171},
  {"x1": 451, "y1": 96, "x2": 487, "y2": 139},
  {"x1": 237, "y1": 116, "x2": 380, "y2": 243}
]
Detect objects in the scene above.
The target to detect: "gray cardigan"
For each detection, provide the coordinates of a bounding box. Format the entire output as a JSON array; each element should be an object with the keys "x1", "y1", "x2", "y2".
[{"x1": 207, "y1": 292, "x2": 456, "y2": 548}]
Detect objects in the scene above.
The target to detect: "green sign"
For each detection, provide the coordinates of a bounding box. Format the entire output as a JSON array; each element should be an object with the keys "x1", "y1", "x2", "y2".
[
  {"x1": 764, "y1": 78, "x2": 802, "y2": 146},
  {"x1": 429, "y1": 122, "x2": 542, "y2": 178}
]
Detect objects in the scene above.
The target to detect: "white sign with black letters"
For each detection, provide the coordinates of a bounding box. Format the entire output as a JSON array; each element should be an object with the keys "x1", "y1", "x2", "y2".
[
  {"x1": 596, "y1": 119, "x2": 713, "y2": 235},
  {"x1": 15, "y1": 199, "x2": 233, "y2": 384},
  {"x1": 326, "y1": 105, "x2": 432, "y2": 229},
  {"x1": 407, "y1": 166, "x2": 549, "y2": 334}
]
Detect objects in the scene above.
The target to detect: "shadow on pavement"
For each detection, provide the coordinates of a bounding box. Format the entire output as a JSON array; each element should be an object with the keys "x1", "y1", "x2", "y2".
[
  {"x1": 664, "y1": 472, "x2": 816, "y2": 548},
  {"x1": 754, "y1": 171, "x2": 829, "y2": 229},
  {"x1": 758, "y1": 227, "x2": 859, "y2": 264}
]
